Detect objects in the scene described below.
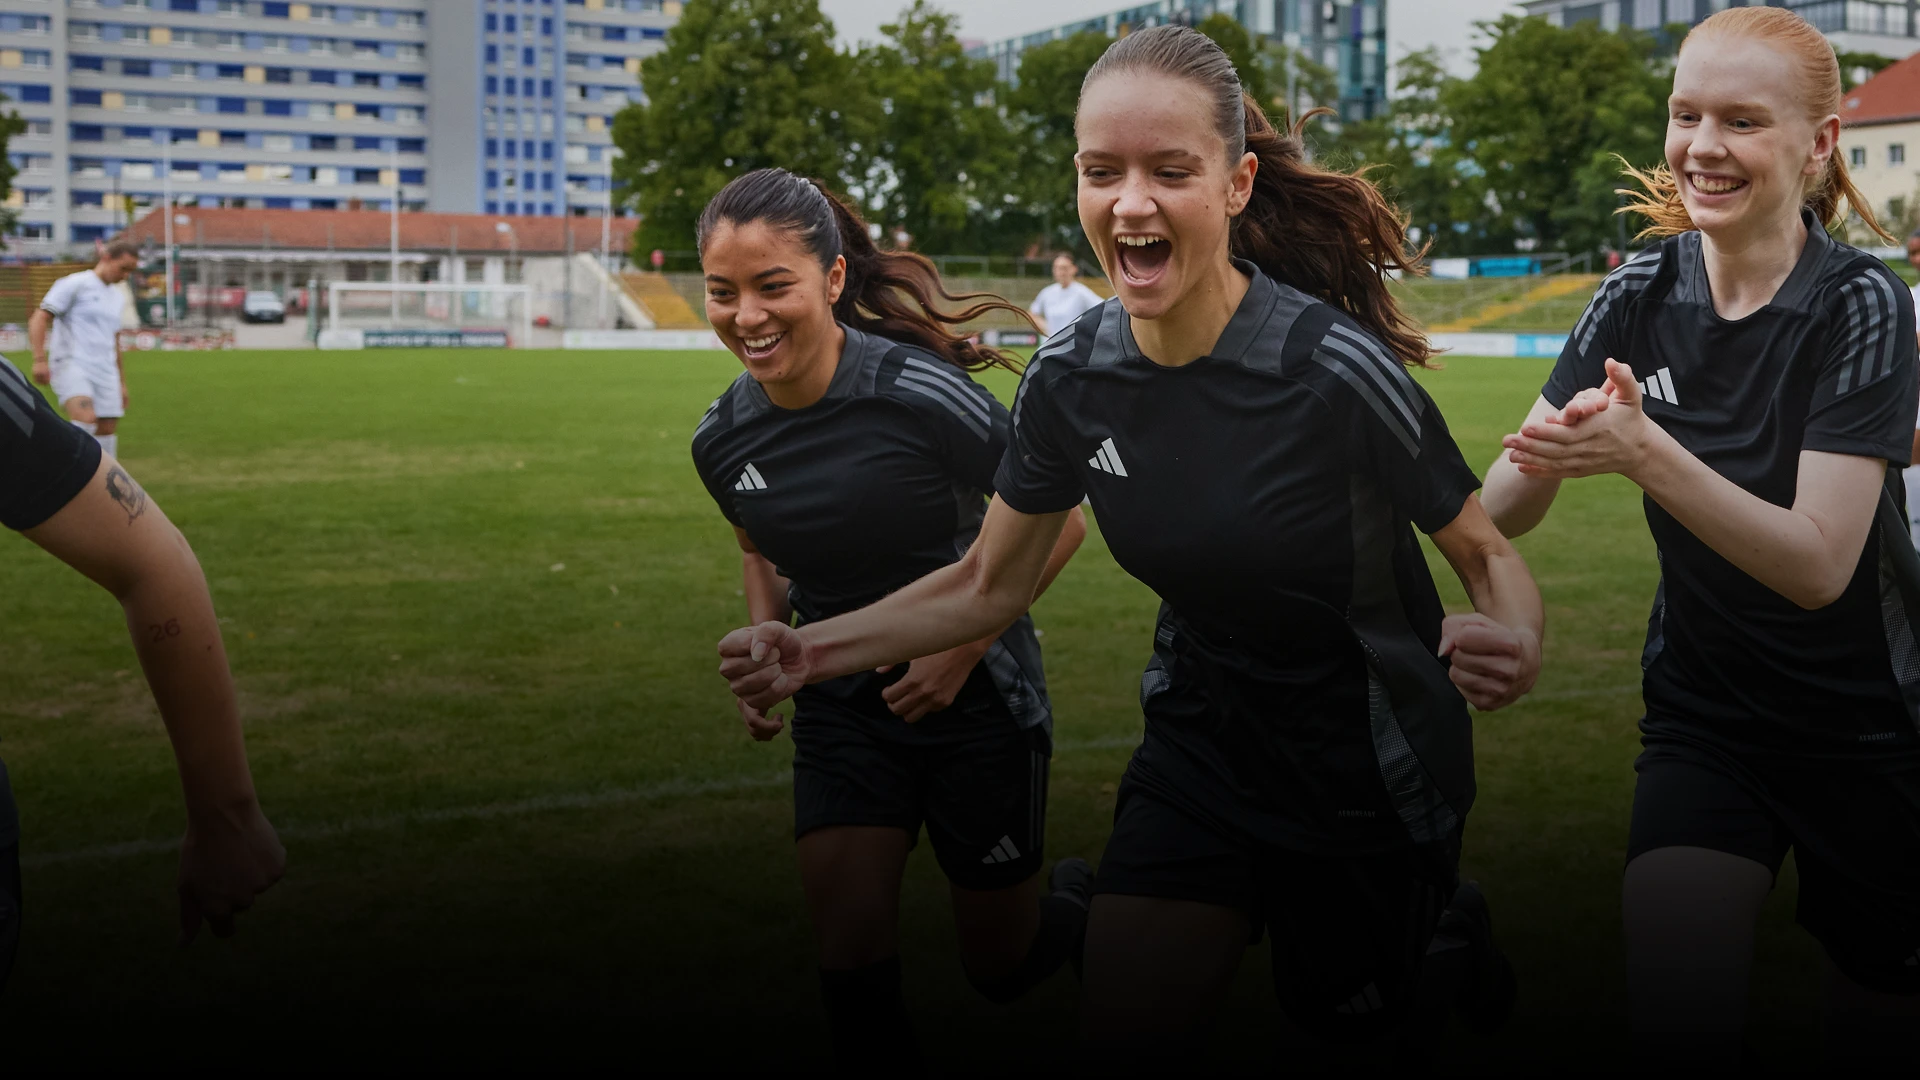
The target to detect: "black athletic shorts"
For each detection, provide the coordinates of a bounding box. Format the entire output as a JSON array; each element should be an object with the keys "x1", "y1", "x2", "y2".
[
  {"x1": 1630, "y1": 735, "x2": 1920, "y2": 995},
  {"x1": 1092, "y1": 780, "x2": 1459, "y2": 1043},
  {"x1": 790, "y1": 707, "x2": 1050, "y2": 892}
]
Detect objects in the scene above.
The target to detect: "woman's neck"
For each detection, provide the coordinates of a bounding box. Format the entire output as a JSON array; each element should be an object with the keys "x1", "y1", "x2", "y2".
[
  {"x1": 764, "y1": 323, "x2": 847, "y2": 410},
  {"x1": 1700, "y1": 209, "x2": 1810, "y2": 322},
  {"x1": 1129, "y1": 258, "x2": 1251, "y2": 368}
]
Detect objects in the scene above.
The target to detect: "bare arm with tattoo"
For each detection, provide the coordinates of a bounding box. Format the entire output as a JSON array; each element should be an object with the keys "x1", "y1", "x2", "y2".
[{"x1": 22, "y1": 456, "x2": 284, "y2": 942}]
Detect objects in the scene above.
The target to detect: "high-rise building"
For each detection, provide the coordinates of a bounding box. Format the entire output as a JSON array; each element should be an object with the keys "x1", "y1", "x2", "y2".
[
  {"x1": 1519, "y1": 0, "x2": 1920, "y2": 60},
  {"x1": 0, "y1": 0, "x2": 678, "y2": 260},
  {"x1": 967, "y1": 1, "x2": 1389, "y2": 124}
]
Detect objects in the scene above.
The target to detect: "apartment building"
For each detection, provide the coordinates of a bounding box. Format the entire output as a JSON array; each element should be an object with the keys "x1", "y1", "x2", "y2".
[
  {"x1": 967, "y1": 1, "x2": 1390, "y2": 124},
  {"x1": 1520, "y1": 0, "x2": 1920, "y2": 60},
  {"x1": 0, "y1": 0, "x2": 677, "y2": 259}
]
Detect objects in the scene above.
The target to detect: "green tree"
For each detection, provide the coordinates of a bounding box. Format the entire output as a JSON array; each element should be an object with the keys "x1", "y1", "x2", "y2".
[
  {"x1": 1443, "y1": 14, "x2": 1669, "y2": 255},
  {"x1": 609, "y1": 0, "x2": 865, "y2": 256},
  {"x1": 1003, "y1": 30, "x2": 1113, "y2": 256},
  {"x1": 0, "y1": 95, "x2": 25, "y2": 245},
  {"x1": 854, "y1": 1, "x2": 1012, "y2": 253},
  {"x1": 1837, "y1": 50, "x2": 1896, "y2": 92},
  {"x1": 1192, "y1": 13, "x2": 1272, "y2": 116}
]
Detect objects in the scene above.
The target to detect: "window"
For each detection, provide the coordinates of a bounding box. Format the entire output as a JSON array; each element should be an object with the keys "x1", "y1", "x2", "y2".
[
  {"x1": 310, "y1": 135, "x2": 336, "y2": 150},
  {"x1": 121, "y1": 26, "x2": 152, "y2": 43},
  {"x1": 262, "y1": 34, "x2": 288, "y2": 52},
  {"x1": 122, "y1": 93, "x2": 151, "y2": 111},
  {"x1": 1847, "y1": 145, "x2": 1864, "y2": 168},
  {"x1": 353, "y1": 71, "x2": 379, "y2": 87},
  {"x1": 308, "y1": 69, "x2": 336, "y2": 84},
  {"x1": 397, "y1": 74, "x2": 423, "y2": 89},
  {"x1": 396, "y1": 44, "x2": 421, "y2": 61},
  {"x1": 398, "y1": 137, "x2": 423, "y2": 153},
  {"x1": 504, "y1": 14, "x2": 517, "y2": 31},
  {"x1": 263, "y1": 98, "x2": 293, "y2": 115},
  {"x1": 354, "y1": 102, "x2": 378, "y2": 118},
  {"x1": 397, "y1": 11, "x2": 422, "y2": 30},
  {"x1": 220, "y1": 130, "x2": 247, "y2": 145},
  {"x1": 1893, "y1": 197, "x2": 1908, "y2": 221},
  {"x1": 72, "y1": 55, "x2": 105, "y2": 71},
  {"x1": 486, "y1": 45, "x2": 499, "y2": 63},
  {"x1": 1893, "y1": 144, "x2": 1907, "y2": 166},
  {"x1": 486, "y1": 75, "x2": 498, "y2": 93},
  {"x1": 354, "y1": 8, "x2": 378, "y2": 26},
  {"x1": 485, "y1": 169, "x2": 498, "y2": 188},
  {"x1": 314, "y1": 166, "x2": 338, "y2": 184},
  {"x1": 353, "y1": 135, "x2": 381, "y2": 150},
  {"x1": 73, "y1": 124, "x2": 105, "y2": 141},
  {"x1": 485, "y1": 138, "x2": 498, "y2": 156},
  {"x1": 399, "y1": 168, "x2": 423, "y2": 184},
  {"x1": 217, "y1": 0, "x2": 246, "y2": 15},
  {"x1": 71, "y1": 88, "x2": 103, "y2": 105},
  {"x1": 218, "y1": 64, "x2": 246, "y2": 80},
  {"x1": 124, "y1": 59, "x2": 153, "y2": 76},
  {"x1": 263, "y1": 134, "x2": 293, "y2": 152},
  {"x1": 266, "y1": 67, "x2": 292, "y2": 83},
  {"x1": 485, "y1": 14, "x2": 498, "y2": 31},
  {"x1": 217, "y1": 96, "x2": 246, "y2": 113},
  {"x1": 169, "y1": 0, "x2": 197, "y2": 11},
  {"x1": 264, "y1": 2, "x2": 290, "y2": 15},
  {"x1": 395, "y1": 107, "x2": 419, "y2": 125},
  {"x1": 70, "y1": 23, "x2": 101, "y2": 42},
  {"x1": 353, "y1": 167, "x2": 379, "y2": 183}
]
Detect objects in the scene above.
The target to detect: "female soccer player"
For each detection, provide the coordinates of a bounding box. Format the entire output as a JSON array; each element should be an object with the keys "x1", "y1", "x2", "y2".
[
  {"x1": 0, "y1": 352, "x2": 284, "y2": 991},
  {"x1": 1486, "y1": 8, "x2": 1920, "y2": 1064},
  {"x1": 719, "y1": 27, "x2": 1542, "y2": 1061},
  {"x1": 689, "y1": 168, "x2": 1091, "y2": 1068}
]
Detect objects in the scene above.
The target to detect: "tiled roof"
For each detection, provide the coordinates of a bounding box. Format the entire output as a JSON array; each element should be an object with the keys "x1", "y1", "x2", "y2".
[
  {"x1": 124, "y1": 208, "x2": 639, "y2": 255},
  {"x1": 1843, "y1": 53, "x2": 1920, "y2": 127}
]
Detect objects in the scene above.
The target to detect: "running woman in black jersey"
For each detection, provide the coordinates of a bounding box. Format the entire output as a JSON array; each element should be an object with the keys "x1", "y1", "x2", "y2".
[
  {"x1": 1488, "y1": 8, "x2": 1920, "y2": 1065},
  {"x1": 718, "y1": 28, "x2": 1543, "y2": 1062},
  {"x1": 689, "y1": 169, "x2": 1091, "y2": 1069},
  {"x1": 0, "y1": 353, "x2": 283, "y2": 991}
]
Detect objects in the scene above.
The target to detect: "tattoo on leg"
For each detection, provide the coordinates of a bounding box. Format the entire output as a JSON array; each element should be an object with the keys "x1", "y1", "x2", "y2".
[{"x1": 104, "y1": 465, "x2": 148, "y2": 525}]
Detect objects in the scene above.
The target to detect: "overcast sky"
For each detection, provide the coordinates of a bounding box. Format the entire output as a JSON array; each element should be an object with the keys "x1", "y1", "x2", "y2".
[{"x1": 817, "y1": 0, "x2": 1524, "y2": 78}]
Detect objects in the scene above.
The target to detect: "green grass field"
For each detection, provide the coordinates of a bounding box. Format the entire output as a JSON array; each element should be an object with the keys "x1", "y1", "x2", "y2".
[{"x1": 0, "y1": 347, "x2": 1829, "y2": 1069}]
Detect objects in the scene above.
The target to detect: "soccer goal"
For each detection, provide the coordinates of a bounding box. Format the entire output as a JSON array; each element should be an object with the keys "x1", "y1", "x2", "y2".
[{"x1": 324, "y1": 282, "x2": 533, "y2": 348}]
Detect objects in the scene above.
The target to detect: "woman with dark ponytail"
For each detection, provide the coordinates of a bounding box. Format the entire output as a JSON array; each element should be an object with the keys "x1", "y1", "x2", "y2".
[
  {"x1": 689, "y1": 167, "x2": 1090, "y2": 1069},
  {"x1": 720, "y1": 25, "x2": 1542, "y2": 1061}
]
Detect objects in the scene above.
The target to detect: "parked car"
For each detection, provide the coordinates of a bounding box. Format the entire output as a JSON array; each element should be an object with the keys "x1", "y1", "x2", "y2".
[{"x1": 241, "y1": 291, "x2": 287, "y2": 324}]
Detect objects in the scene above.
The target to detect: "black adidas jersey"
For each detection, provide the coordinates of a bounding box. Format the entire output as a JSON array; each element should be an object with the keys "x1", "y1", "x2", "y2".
[
  {"x1": 692, "y1": 325, "x2": 1051, "y2": 740},
  {"x1": 0, "y1": 352, "x2": 99, "y2": 533},
  {"x1": 996, "y1": 262, "x2": 1482, "y2": 854},
  {"x1": 1545, "y1": 213, "x2": 1920, "y2": 759}
]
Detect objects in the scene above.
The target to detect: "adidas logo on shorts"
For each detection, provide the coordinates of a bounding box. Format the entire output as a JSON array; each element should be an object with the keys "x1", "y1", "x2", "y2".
[
  {"x1": 1335, "y1": 982, "x2": 1385, "y2": 1015},
  {"x1": 981, "y1": 835, "x2": 1022, "y2": 865}
]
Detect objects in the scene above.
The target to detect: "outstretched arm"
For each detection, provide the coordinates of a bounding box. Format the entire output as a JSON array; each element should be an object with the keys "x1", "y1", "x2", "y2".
[
  {"x1": 1428, "y1": 494, "x2": 1544, "y2": 710},
  {"x1": 720, "y1": 498, "x2": 1072, "y2": 711},
  {"x1": 22, "y1": 455, "x2": 284, "y2": 942},
  {"x1": 1505, "y1": 359, "x2": 1883, "y2": 610},
  {"x1": 1481, "y1": 396, "x2": 1565, "y2": 538}
]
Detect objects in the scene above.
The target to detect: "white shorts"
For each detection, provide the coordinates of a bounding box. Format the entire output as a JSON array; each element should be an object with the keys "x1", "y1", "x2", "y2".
[{"x1": 48, "y1": 354, "x2": 122, "y2": 419}]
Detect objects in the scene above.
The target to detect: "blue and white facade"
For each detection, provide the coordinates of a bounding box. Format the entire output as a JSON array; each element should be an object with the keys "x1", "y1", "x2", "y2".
[
  {"x1": 0, "y1": 0, "x2": 676, "y2": 259},
  {"x1": 1521, "y1": 0, "x2": 1920, "y2": 60}
]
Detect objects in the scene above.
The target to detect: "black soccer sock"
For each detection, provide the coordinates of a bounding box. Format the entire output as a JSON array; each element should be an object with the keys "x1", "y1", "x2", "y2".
[
  {"x1": 818, "y1": 955, "x2": 920, "y2": 1073},
  {"x1": 967, "y1": 890, "x2": 1088, "y2": 1005}
]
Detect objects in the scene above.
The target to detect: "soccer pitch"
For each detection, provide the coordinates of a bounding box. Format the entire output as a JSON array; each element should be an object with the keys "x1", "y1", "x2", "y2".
[{"x1": 0, "y1": 348, "x2": 1826, "y2": 1068}]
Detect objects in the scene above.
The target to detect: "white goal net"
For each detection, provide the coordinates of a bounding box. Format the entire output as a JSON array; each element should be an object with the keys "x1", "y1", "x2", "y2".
[{"x1": 324, "y1": 283, "x2": 533, "y2": 348}]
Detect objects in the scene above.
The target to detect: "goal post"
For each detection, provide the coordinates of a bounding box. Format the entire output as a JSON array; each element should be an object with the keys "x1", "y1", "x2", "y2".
[{"x1": 324, "y1": 282, "x2": 533, "y2": 347}]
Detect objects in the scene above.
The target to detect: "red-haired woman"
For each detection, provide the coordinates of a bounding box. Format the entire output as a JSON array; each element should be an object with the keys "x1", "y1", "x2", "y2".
[{"x1": 1488, "y1": 7, "x2": 1920, "y2": 1065}]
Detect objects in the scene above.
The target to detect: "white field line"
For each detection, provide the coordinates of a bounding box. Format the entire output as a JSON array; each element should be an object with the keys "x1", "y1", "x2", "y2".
[{"x1": 21, "y1": 734, "x2": 1146, "y2": 869}]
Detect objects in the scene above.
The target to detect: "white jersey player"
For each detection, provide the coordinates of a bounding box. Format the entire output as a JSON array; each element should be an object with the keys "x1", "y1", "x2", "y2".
[
  {"x1": 1027, "y1": 252, "x2": 1105, "y2": 336},
  {"x1": 30, "y1": 239, "x2": 139, "y2": 458}
]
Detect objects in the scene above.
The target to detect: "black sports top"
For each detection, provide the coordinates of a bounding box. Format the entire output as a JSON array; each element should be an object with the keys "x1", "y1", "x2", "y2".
[
  {"x1": 997, "y1": 262, "x2": 1482, "y2": 853},
  {"x1": 692, "y1": 325, "x2": 1051, "y2": 741},
  {"x1": 1545, "y1": 213, "x2": 1920, "y2": 760}
]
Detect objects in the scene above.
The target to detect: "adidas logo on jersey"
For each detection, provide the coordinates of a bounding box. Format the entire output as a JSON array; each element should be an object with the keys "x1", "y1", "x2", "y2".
[
  {"x1": 1335, "y1": 983, "x2": 1386, "y2": 1015},
  {"x1": 1639, "y1": 367, "x2": 1679, "y2": 405},
  {"x1": 1087, "y1": 437, "x2": 1128, "y2": 477},
  {"x1": 733, "y1": 463, "x2": 768, "y2": 491},
  {"x1": 981, "y1": 835, "x2": 1022, "y2": 865}
]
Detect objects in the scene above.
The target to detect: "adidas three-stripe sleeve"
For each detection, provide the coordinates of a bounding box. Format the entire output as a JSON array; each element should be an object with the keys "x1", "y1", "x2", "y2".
[
  {"x1": 1805, "y1": 262, "x2": 1918, "y2": 466},
  {"x1": 994, "y1": 330, "x2": 1087, "y2": 516}
]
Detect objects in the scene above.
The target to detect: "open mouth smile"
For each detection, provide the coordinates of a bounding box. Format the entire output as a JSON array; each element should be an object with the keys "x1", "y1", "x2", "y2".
[
  {"x1": 741, "y1": 331, "x2": 785, "y2": 360},
  {"x1": 1688, "y1": 172, "x2": 1749, "y2": 197},
  {"x1": 1115, "y1": 234, "x2": 1172, "y2": 287}
]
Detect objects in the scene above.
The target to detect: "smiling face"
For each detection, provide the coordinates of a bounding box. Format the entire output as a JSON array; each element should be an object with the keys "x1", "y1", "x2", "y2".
[
  {"x1": 1075, "y1": 72, "x2": 1256, "y2": 321},
  {"x1": 701, "y1": 219, "x2": 845, "y2": 391},
  {"x1": 1667, "y1": 34, "x2": 1836, "y2": 241}
]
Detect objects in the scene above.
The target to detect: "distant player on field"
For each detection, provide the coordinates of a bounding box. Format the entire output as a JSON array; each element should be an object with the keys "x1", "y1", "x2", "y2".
[
  {"x1": 29, "y1": 238, "x2": 139, "y2": 458},
  {"x1": 0, "y1": 352, "x2": 284, "y2": 993},
  {"x1": 1489, "y1": 8, "x2": 1920, "y2": 1064},
  {"x1": 1027, "y1": 252, "x2": 1103, "y2": 336},
  {"x1": 1905, "y1": 227, "x2": 1920, "y2": 545}
]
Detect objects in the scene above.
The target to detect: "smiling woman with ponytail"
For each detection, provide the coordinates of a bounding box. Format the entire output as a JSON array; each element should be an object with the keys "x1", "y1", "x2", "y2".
[
  {"x1": 717, "y1": 25, "x2": 1545, "y2": 1063},
  {"x1": 1486, "y1": 7, "x2": 1920, "y2": 1065},
  {"x1": 687, "y1": 167, "x2": 1090, "y2": 1070}
]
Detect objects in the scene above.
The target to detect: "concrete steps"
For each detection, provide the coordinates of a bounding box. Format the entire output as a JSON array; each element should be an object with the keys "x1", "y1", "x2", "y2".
[
  {"x1": 1429, "y1": 274, "x2": 1601, "y2": 333},
  {"x1": 620, "y1": 271, "x2": 705, "y2": 329}
]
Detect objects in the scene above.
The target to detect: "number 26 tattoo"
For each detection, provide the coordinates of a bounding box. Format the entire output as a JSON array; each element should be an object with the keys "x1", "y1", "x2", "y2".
[
  {"x1": 104, "y1": 465, "x2": 148, "y2": 525},
  {"x1": 147, "y1": 618, "x2": 182, "y2": 643}
]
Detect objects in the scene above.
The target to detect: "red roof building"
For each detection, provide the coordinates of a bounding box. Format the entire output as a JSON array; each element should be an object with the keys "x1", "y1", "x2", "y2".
[{"x1": 1840, "y1": 57, "x2": 1920, "y2": 238}]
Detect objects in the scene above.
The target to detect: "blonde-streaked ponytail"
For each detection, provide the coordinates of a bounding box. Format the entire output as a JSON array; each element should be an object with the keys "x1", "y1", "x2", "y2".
[{"x1": 1617, "y1": 7, "x2": 1895, "y2": 243}]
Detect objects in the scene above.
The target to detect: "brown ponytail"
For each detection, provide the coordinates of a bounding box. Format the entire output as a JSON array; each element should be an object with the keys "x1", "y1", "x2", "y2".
[
  {"x1": 1235, "y1": 101, "x2": 1434, "y2": 368},
  {"x1": 696, "y1": 167, "x2": 1031, "y2": 374},
  {"x1": 1082, "y1": 25, "x2": 1433, "y2": 368},
  {"x1": 1618, "y1": 7, "x2": 1895, "y2": 243}
]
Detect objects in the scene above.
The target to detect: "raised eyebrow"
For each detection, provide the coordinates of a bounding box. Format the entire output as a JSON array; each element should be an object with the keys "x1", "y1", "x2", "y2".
[{"x1": 751, "y1": 266, "x2": 797, "y2": 282}]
